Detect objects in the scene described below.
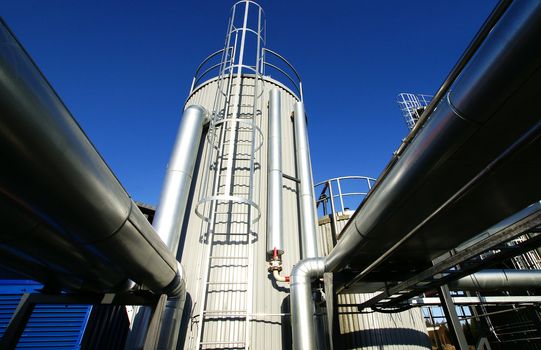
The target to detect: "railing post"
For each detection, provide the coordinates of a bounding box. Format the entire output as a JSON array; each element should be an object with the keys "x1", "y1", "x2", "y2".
[
  {"x1": 336, "y1": 178, "x2": 345, "y2": 213},
  {"x1": 328, "y1": 180, "x2": 338, "y2": 246}
]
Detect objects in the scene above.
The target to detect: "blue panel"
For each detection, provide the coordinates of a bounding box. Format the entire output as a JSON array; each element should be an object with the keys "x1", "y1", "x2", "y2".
[
  {"x1": 0, "y1": 280, "x2": 42, "y2": 338},
  {"x1": 0, "y1": 280, "x2": 92, "y2": 350}
]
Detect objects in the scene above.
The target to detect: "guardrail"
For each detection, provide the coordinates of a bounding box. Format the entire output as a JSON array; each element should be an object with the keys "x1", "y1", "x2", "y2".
[
  {"x1": 189, "y1": 47, "x2": 303, "y2": 101},
  {"x1": 315, "y1": 176, "x2": 376, "y2": 217},
  {"x1": 315, "y1": 176, "x2": 375, "y2": 245}
]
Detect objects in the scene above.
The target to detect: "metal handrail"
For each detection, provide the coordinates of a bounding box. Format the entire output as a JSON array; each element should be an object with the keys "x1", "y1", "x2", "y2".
[
  {"x1": 189, "y1": 46, "x2": 303, "y2": 101},
  {"x1": 190, "y1": 49, "x2": 227, "y2": 93},
  {"x1": 263, "y1": 48, "x2": 303, "y2": 101},
  {"x1": 315, "y1": 176, "x2": 376, "y2": 212},
  {"x1": 263, "y1": 48, "x2": 301, "y2": 81},
  {"x1": 314, "y1": 175, "x2": 376, "y2": 246}
]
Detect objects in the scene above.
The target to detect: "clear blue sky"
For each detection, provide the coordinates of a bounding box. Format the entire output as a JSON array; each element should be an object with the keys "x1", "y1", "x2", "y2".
[{"x1": 4, "y1": 0, "x2": 497, "y2": 206}]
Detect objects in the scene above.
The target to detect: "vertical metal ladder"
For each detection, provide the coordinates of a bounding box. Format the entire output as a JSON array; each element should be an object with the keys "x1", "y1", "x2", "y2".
[
  {"x1": 196, "y1": 85, "x2": 260, "y2": 348},
  {"x1": 192, "y1": 2, "x2": 265, "y2": 348}
]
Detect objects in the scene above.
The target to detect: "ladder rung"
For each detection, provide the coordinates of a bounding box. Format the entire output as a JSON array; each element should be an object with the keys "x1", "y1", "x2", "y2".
[
  {"x1": 206, "y1": 281, "x2": 248, "y2": 285},
  {"x1": 212, "y1": 233, "x2": 249, "y2": 236},
  {"x1": 219, "y1": 174, "x2": 252, "y2": 177},
  {"x1": 209, "y1": 256, "x2": 248, "y2": 259},
  {"x1": 200, "y1": 341, "x2": 246, "y2": 345},
  {"x1": 209, "y1": 261, "x2": 248, "y2": 265},
  {"x1": 203, "y1": 310, "x2": 247, "y2": 314},
  {"x1": 202, "y1": 315, "x2": 247, "y2": 320}
]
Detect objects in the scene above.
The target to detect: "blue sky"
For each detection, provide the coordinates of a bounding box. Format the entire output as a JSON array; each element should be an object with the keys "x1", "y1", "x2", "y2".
[{"x1": 4, "y1": 0, "x2": 497, "y2": 206}]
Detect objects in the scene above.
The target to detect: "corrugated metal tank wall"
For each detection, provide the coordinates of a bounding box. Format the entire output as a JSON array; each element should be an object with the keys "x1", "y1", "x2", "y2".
[
  {"x1": 179, "y1": 75, "x2": 301, "y2": 349},
  {"x1": 317, "y1": 215, "x2": 431, "y2": 350}
]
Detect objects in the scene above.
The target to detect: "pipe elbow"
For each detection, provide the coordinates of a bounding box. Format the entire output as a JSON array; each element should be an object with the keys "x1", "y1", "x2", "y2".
[
  {"x1": 273, "y1": 269, "x2": 290, "y2": 283},
  {"x1": 185, "y1": 104, "x2": 210, "y2": 125},
  {"x1": 290, "y1": 258, "x2": 326, "y2": 286},
  {"x1": 163, "y1": 262, "x2": 187, "y2": 298}
]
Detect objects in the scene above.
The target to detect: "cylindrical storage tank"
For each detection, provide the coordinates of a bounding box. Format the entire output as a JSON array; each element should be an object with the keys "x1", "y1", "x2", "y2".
[
  {"x1": 178, "y1": 75, "x2": 303, "y2": 350},
  {"x1": 316, "y1": 181, "x2": 431, "y2": 349}
]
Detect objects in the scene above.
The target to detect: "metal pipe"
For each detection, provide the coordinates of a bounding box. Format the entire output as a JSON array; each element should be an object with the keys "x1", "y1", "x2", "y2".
[
  {"x1": 156, "y1": 263, "x2": 186, "y2": 350},
  {"x1": 0, "y1": 19, "x2": 181, "y2": 296},
  {"x1": 153, "y1": 105, "x2": 208, "y2": 254},
  {"x1": 359, "y1": 0, "x2": 513, "y2": 217},
  {"x1": 151, "y1": 105, "x2": 207, "y2": 349},
  {"x1": 291, "y1": 2, "x2": 541, "y2": 348},
  {"x1": 449, "y1": 269, "x2": 541, "y2": 291},
  {"x1": 388, "y1": 0, "x2": 512, "y2": 159},
  {"x1": 267, "y1": 88, "x2": 283, "y2": 256},
  {"x1": 294, "y1": 101, "x2": 318, "y2": 258},
  {"x1": 325, "y1": 0, "x2": 541, "y2": 275},
  {"x1": 272, "y1": 269, "x2": 289, "y2": 283},
  {"x1": 290, "y1": 258, "x2": 325, "y2": 350}
]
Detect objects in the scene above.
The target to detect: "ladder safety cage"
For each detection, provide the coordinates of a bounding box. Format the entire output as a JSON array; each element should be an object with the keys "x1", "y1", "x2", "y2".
[{"x1": 192, "y1": 1, "x2": 265, "y2": 349}]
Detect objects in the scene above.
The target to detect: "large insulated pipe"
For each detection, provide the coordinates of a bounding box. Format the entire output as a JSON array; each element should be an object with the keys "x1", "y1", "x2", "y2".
[
  {"x1": 325, "y1": 0, "x2": 541, "y2": 274},
  {"x1": 292, "y1": 2, "x2": 541, "y2": 349},
  {"x1": 0, "y1": 195, "x2": 129, "y2": 292},
  {"x1": 153, "y1": 105, "x2": 208, "y2": 254},
  {"x1": 294, "y1": 101, "x2": 318, "y2": 258},
  {"x1": 290, "y1": 258, "x2": 326, "y2": 350},
  {"x1": 0, "y1": 19, "x2": 181, "y2": 295},
  {"x1": 152, "y1": 105, "x2": 207, "y2": 349},
  {"x1": 449, "y1": 269, "x2": 541, "y2": 291},
  {"x1": 267, "y1": 89, "x2": 284, "y2": 256},
  {"x1": 290, "y1": 101, "x2": 323, "y2": 349}
]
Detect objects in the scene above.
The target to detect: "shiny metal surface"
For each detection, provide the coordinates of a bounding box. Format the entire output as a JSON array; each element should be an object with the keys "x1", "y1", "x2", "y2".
[
  {"x1": 294, "y1": 101, "x2": 319, "y2": 259},
  {"x1": 325, "y1": 0, "x2": 541, "y2": 278},
  {"x1": 157, "y1": 263, "x2": 187, "y2": 350},
  {"x1": 449, "y1": 269, "x2": 541, "y2": 291},
  {"x1": 290, "y1": 258, "x2": 325, "y2": 350},
  {"x1": 152, "y1": 104, "x2": 207, "y2": 349},
  {"x1": 153, "y1": 105, "x2": 208, "y2": 254},
  {"x1": 0, "y1": 19, "x2": 180, "y2": 295},
  {"x1": 267, "y1": 89, "x2": 284, "y2": 255},
  {"x1": 450, "y1": 1, "x2": 541, "y2": 123},
  {"x1": 392, "y1": 0, "x2": 512, "y2": 158},
  {"x1": 0, "y1": 194, "x2": 127, "y2": 291}
]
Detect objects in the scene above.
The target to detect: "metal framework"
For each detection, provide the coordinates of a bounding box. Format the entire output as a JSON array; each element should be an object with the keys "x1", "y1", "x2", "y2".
[
  {"x1": 397, "y1": 93, "x2": 433, "y2": 130},
  {"x1": 356, "y1": 205, "x2": 541, "y2": 311},
  {"x1": 412, "y1": 296, "x2": 541, "y2": 306},
  {"x1": 418, "y1": 295, "x2": 541, "y2": 346}
]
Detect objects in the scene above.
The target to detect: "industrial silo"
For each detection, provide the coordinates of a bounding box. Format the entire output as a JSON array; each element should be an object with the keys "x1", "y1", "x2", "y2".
[
  {"x1": 315, "y1": 177, "x2": 431, "y2": 349},
  {"x1": 176, "y1": 1, "x2": 305, "y2": 348},
  {"x1": 175, "y1": 1, "x2": 431, "y2": 348}
]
